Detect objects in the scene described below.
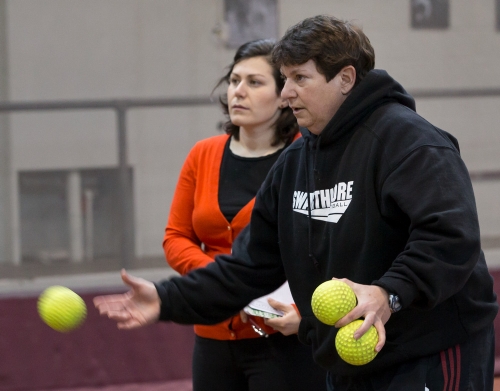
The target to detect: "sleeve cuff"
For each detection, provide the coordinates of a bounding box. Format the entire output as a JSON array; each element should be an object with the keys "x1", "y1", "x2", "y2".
[
  {"x1": 372, "y1": 277, "x2": 418, "y2": 311},
  {"x1": 154, "y1": 281, "x2": 171, "y2": 321}
]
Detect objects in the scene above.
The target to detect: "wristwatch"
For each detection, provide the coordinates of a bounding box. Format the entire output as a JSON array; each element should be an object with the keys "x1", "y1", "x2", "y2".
[{"x1": 388, "y1": 294, "x2": 402, "y2": 313}]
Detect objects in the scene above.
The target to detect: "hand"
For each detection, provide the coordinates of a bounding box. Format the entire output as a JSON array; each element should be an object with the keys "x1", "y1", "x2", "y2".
[
  {"x1": 93, "y1": 269, "x2": 161, "y2": 329},
  {"x1": 240, "y1": 310, "x2": 248, "y2": 323},
  {"x1": 332, "y1": 278, "x2": 391, "y2": 352},
  {"x1": 264, "y1": 298, "x2": 301, "y2": 336}
]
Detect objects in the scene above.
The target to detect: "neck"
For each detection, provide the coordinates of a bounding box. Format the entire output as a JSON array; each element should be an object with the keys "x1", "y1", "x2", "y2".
[{"x1": 230, "y1": 125, "x2": 285, "y2": 158}]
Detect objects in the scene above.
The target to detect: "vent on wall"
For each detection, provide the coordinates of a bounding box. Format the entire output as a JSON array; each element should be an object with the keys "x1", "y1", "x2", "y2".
[
  {"x1": 411, "y1": 0, "x2": 449, "y2": 29},
  {"x1": 223, "y1": 0, "x2": 278, "y2": 49}
]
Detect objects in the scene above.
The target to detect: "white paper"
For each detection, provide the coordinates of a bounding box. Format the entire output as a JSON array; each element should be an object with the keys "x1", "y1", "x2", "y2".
[{"x1": 244, "y1": 281, "x2": 293, "y2": 317}]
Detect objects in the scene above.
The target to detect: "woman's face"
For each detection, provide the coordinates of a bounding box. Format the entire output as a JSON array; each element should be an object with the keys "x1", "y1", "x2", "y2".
[{"x1": 227, "y1": 56, "x2": 285, "y2": 132}]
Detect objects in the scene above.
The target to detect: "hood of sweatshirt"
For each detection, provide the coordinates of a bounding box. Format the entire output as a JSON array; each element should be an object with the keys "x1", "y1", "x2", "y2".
[
  {"x1": 300, "y1": 69, "x2": 416, "y2": 147},
  {"x1": 298, "y1": 69, "x2": 417, "y2": 273}
]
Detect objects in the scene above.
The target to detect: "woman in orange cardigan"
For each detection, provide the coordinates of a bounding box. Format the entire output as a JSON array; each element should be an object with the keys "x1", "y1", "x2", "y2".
[{"x1": 163, "y1": 40, "x2": 326, "y2": 391}]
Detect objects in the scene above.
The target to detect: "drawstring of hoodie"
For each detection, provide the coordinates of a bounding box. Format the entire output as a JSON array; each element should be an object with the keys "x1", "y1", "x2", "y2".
[
  {"x1": 304, "y1": 137, "x2": 321, "y2": 273},
  {"x1": 313, "y1": 136, "x2": 320, "y2": 179}
]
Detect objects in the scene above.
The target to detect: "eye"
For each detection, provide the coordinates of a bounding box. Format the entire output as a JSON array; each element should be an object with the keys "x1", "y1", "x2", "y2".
[
  {"x1": 229, "y1": 77, "x2": 240, "y2": 85},
  {"x1": 295, "y1": 74, "x2": 305, "y2": 82},
  {"x1": 248, "y1": 78, "x2": 262, "y2": 86}
]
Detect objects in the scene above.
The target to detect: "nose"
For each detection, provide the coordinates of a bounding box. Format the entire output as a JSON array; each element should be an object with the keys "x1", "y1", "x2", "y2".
[
  {"x1": 280, "y1": 79, "x2": 295, "y2": 100},
  {"x1": 234, "y1": 81, "x2": 247, "y2": 98}
]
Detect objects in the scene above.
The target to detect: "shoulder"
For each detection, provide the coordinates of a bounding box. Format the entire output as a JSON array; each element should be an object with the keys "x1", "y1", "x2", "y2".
[
  {"x1": 182, "y1": 134, "x2": 228, "y2": 170},
  {"x1": 365, "y1": 103, "x2": 459, "y2": 154},
  {"x1": 264, "y1": 136, "x2": 304, "y2": 180},
  {"x1": 361, "y1": 103, "x2": 462, "y2": 177},
  {"x1": 286, "y1": 136, "x2": 305, "y2": 153},
  {"x1": 186, "y1": 134, "x2": 229, "y2": 159},
  {"x1": 276, "y1": 136, "x2": 304, "y2": 163},
  {"x1": 191, "y1": 134, "x2": 230, "y2": 152}
]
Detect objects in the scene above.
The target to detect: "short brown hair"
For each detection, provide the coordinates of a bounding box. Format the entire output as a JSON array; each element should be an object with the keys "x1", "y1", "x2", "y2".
[{"x1": 272, "y1": 15, "x2": 375, "y2": 86}]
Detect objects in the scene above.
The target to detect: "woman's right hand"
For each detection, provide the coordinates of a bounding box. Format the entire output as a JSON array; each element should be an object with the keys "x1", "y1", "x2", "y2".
[{"x1": 93, "y1": 269, "x2": 161, "y2": 329}]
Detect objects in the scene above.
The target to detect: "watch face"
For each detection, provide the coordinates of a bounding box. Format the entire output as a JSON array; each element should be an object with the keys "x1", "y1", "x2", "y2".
[{"x1": 389, "y1": 294, "x2": 402, "y2": 313}]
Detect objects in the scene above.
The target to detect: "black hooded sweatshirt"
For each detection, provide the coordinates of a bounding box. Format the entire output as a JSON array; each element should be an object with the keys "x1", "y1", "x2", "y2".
[{"x1": 156, "y1": 69, "x2": 498, "y2": 376}]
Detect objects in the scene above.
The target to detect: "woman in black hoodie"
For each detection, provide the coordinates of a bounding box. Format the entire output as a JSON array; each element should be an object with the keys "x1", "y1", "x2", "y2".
[{"x1": 95, "y1": 15, "x2": 498, "y2": 391}]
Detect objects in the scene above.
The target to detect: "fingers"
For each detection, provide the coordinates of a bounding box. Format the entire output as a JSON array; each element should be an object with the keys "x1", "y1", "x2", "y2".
[
  {"x1": 373, "y1": 320, "x2": 386, "y2": 352},
  {"x1": 354, "y1": 316, "x2": 386, "y2": 352},
  {"x1": 94, "y1": 300, "x2": 144, "y2": 330},
  {"x1": 264, "y1": 308, "x2": 301, "y2": 335},
  {"x1": 95, "y1": 302, "x2": 133, "y2": 326},
  {"x1": 352, "y1": 316, "x2": 373, "y2": 339},
  {"x1": 264, "y1": 316, "x2": 280, "y2": 327},
  {"x1": 94, "y1": 299, "x2": 127, "y2": 317},
  {"x1": 93, "y1": 293, "x2": 131, "y2": 323},
  {"x1": 104, "y1": 309, "x2": 132, "y2": 322},
  {"x1": 348, "y1": 315, "x2": 386, "y2": 353},
  {"x1": 267, "y1": 298, "x2": 282, "y2": 309},
  {"x1": 93, "y1": 294, "x2": 127, "y2": 307},
  {"x1": 267, "y1": 298, "x2": 293, "y2": 313},
  {"x1": 328, "y1": 279, "x2": 388, "y2": 353},
  {"x1": 121, "y1": 269, "x2": 144, "y2": 288},
  {"x1": 331, "y1": 277, "x2": 354, "y2": 289},
  {"x1": 96, "y1": 301, "x2": 130, "y2": 316},
  {"x1": 334, "y1": 306, "x2": 363, "y2": 328},
  {"x1": 117, "y1": 319, "x2": 144, "y2": 330},
  {"x1": 264, "y1": 316, "x2": 286, "y2": 333},
  {"x1": 239, "y1": 310, "x2": 248, "y2": 323}
]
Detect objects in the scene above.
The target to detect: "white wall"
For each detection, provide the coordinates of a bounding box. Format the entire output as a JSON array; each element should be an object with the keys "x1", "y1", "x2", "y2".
[
  {"x1": 280, "y1": 0, "x2": 500, "y2": 89},
  {"x1": 3, "y1": 0, "x2": 500, "y2": 262},
  {"x1": 6, "y1": 0, "x2": 230, "y2": 261},
  {"x1": 0, "y1": 0, "x2": 12, "y2": 263},
  {"x1": 128, "y1": 106, "x2": 223, "y2": 257}
]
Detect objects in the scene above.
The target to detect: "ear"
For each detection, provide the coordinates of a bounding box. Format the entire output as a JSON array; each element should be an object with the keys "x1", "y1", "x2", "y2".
[
  {"x1": 339, "y1": 66, "x2": 356, "y2": 95},
  {"x1": 279, "y1": 99, "x2": 288, "y2": 109}
]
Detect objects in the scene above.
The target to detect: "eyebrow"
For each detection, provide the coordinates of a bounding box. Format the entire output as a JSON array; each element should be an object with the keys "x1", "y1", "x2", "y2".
[
  {"x1": 281, "y1": 67, "x2": 308, "y2": 77},
  {"x1": 230, "y1": 71, "x2": 267, "y2": 78}
]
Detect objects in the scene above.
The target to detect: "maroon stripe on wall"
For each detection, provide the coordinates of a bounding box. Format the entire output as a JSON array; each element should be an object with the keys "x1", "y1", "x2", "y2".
[{"x1": 0, "y1": 291, "x2": 194, "y2": 391}]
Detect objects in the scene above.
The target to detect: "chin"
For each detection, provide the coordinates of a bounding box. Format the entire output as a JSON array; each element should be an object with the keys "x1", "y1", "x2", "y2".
[
  {"x1": 296, "y1": 119, "x2": 311, "y2": 129},
  {"x1": 229, "y1": 117, "x2": 244, "y2": 126},
  {"x1": 231, "y1": 120, "x2": 246, "y2": 127}
]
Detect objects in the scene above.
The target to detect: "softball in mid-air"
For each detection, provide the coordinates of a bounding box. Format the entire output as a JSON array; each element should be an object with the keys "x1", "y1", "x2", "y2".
[
  {"x1": 37, "y1": 285, "x2": 87, "y2": 332},
  {"x1": 311, "y1": 280, "x2": 357, "y2": 325},
  {"x1": 335, "y1": 319, "x2": 379, "y2": 365}
]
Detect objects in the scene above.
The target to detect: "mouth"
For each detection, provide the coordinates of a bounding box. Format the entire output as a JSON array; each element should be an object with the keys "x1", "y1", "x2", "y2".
[
  {"x1": 232, "y1": 105, "x2": 248, "y2": 111},
  {"x1": 291, "y1": 107, "x2": 304, "y2": 115}
]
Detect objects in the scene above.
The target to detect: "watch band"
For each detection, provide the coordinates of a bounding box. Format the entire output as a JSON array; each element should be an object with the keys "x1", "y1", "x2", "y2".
[{"x1": 388, "y1": 294, "x2": 402, "y2": 313}]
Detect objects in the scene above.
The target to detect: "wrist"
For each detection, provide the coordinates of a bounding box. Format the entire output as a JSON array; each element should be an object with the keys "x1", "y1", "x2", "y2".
[{"x1": 291, "y1": 303, "x2": 301, "y2": 317}]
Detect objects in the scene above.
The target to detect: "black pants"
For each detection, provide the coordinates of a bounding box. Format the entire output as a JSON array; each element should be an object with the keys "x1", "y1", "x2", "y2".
[
  {"x1": 192, "y1": 333, "x2": 327, "y2": 391},
  {"x1": 327, "y1": 324, "x2": 495, "y2": 391}
]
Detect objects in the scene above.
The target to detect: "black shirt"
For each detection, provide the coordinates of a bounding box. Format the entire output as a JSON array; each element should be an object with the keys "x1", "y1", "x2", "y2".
[{"x1": 218, "y1": 137, "x2": 285, "y2": 222}]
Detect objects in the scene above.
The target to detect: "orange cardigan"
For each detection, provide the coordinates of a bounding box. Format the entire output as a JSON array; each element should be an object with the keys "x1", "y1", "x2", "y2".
[{"x1": 163, "y1": 134, "x2": 276, "y2": 340}]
